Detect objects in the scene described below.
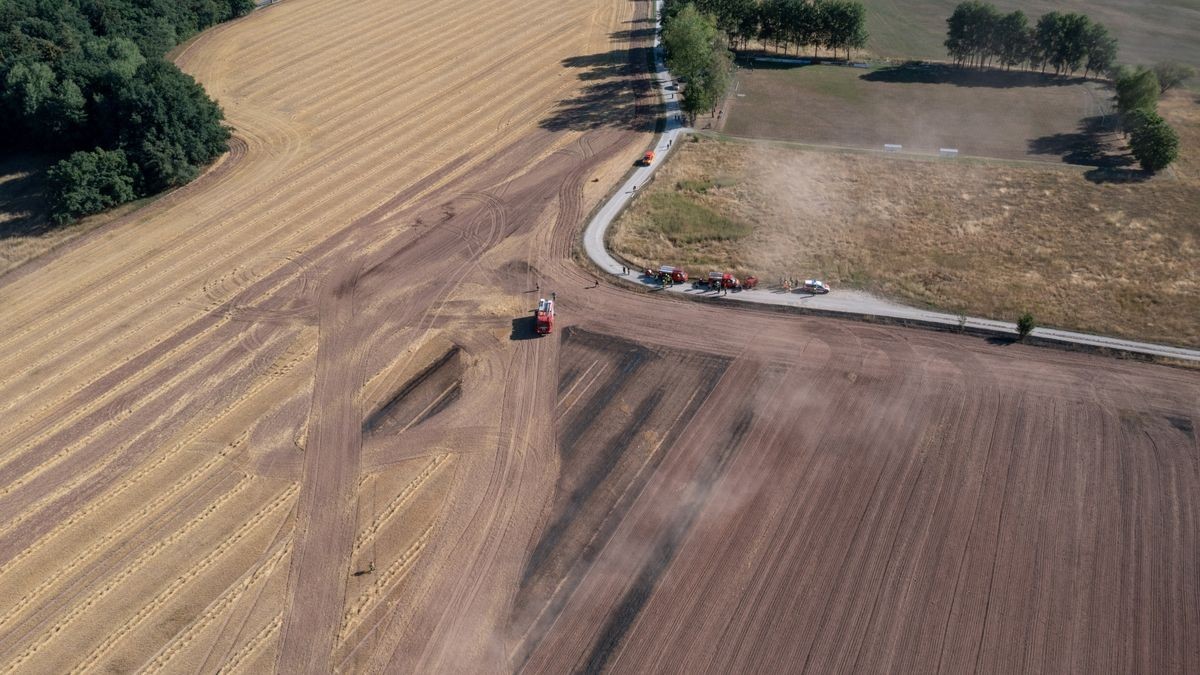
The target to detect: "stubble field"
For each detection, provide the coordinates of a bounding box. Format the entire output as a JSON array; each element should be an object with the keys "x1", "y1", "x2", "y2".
[{"x1": 0, "y1": 0, "x2": 1197, "y2": 672}]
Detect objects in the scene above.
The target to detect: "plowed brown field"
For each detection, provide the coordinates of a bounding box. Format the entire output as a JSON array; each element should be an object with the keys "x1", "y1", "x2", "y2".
[{"x1": 0, "y1": 0, "x2": 1196, "y2": 673}]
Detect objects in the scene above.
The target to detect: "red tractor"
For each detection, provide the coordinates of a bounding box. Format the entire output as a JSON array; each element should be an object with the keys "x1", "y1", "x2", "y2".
[{"x1": 534, "y1": 298, "x2": 554, "y2": 335}]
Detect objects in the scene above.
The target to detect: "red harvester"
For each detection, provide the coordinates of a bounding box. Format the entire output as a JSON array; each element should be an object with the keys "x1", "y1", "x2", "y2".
[{"x1": 534, "y1": 298, "x2": 554, "y2": 335}]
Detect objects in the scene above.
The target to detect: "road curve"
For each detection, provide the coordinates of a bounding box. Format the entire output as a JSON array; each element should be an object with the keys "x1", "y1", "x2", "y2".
[{"x1": 584, "y1": 1, "x2": 1200, "y2": 364}]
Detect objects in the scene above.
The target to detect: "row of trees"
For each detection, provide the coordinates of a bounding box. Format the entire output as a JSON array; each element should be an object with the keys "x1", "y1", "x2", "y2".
[
  {"x1": 1113, "y1": 68, "x2": 1179, "y2": 172},
  {"x1": 664, "y1": 0, "x2": 868, "y2": 60},
  {"x1": 662, "y1": 4, "x2": 734, "y2": 123},
  {"x1": 944, "y1": 2, "x2": 1117, "y2": 78},
  {"x1": 1, "y1": 0, "x2": 252, "y2": 223}
]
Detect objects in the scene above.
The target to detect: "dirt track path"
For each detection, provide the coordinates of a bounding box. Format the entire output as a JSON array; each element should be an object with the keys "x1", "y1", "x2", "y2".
[{"x1": 0, "y1": 0, "x2": 1197, "y2": 673}]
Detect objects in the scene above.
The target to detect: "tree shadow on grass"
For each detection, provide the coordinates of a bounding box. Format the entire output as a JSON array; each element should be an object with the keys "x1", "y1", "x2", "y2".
[
  {"x1": 862, "y1": 62, "x2": 1089, "y2": 89},
  {"x1": 1027, "y1": 115, "x2": 1152, "y2": 183}
]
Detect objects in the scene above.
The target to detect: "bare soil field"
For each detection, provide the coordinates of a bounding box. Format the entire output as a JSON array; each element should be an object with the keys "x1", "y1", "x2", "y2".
[
  {"x1": 614, "y1": 93, "x2": 1200, "y2": 346},
  {"x1": 723, "y1": 63, "x2": 1112, "y2": 162},
  {"x1": 0, "y1": 0, "x2": 1197, "y2": 672},
  {"x1": 519, "y1": 317, "x2": 1200, "y2": 674},
  {"x1": 861, "y1": 0, "x2": 1200, "y2": 69}
]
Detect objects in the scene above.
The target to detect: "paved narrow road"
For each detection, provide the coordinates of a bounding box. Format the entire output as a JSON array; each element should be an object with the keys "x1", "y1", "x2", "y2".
[{"x1": 585, "y1": 2, "x2": 1199, "y2": 363}]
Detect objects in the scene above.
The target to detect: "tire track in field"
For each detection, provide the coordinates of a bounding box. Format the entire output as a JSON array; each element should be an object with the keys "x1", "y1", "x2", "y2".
[
  {"x1": 0, "y1": 322, "x2": 297, "y2": 530},
  {"x1": 0, "y1": 64, "x2": 561, "y2": 425},
  {"x1": 68, "y1": 485, "x2": 298, "y2": 674},
  {"x1": 0, "y1": 320, "x2": 289, "y2": 492},
  {"x1": 0, "y1": 39, "x2": 571, "y2": 393},
  {"x1": 0, "y1": 328, "x2": 311, "y2": 565},
  {"x1": 0, "y1": 0, "x2": 600, "y2": 357},
  {"x1": 0, "y1": 475, "x2": 265, "y2": 672},
  {"x1": 136, "y1": 522, "x2": 293, "y2": 673}
]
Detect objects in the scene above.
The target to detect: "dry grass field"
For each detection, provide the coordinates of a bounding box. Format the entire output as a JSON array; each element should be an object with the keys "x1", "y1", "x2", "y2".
[
  {"x1": 0, "y1": 0, "x2": 1197, "y2": 672},
  {"x1": 723, "y1": 63, "x2": 1112, "y2": 161},
  {"x1": 614, "y1": 92, "x2": 1200, "y2": 346}
]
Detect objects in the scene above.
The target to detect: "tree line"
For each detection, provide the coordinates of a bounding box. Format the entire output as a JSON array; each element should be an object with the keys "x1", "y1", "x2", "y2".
[
  {"x1": 944, "y1": 2, "x2": 1117, "y2": 77},
  {"x1": 661, "y1": 1, "x2": 868, "y2": 124},
  {"x1": 1114, "y1": 68, "x2": 1179, "y2": 172},
  {"x1": 665, "y1": 0, "x2": 868, "y2": 60},
  {"x1": 1, "y1": 0, "x2": 253, "y2": 223},
  {"x1": 662, "y1": 4, "x2": 734, "y2": 123},
  {"x1": 943, "y1": 2, "x2": 1183, "y2": 173}
]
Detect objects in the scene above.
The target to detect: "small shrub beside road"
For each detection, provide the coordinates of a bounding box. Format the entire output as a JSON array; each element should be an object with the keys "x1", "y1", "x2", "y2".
[{"x1": 1017, "y1": 312, "x2": 1036, "y2": 340}]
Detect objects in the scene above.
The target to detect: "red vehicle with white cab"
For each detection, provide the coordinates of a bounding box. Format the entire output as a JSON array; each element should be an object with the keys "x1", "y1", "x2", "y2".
[{"x1": 534, "y1": 298, "x2": 554, "y2": 335}]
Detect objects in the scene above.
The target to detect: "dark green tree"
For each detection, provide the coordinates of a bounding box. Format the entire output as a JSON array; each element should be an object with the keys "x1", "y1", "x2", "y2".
[
  {"x1": 662, "y1": 4, "x2": 734, "y2": 123},
  {"x1": 1082, "y1": 23, "x2": 1117, "y2": 79},
  {"x1": 1016, "y1": 312, "x2": 1035, "y2": 340},
  {"x1": 994, "y1": 11, "x2": 1029, "y2": 70},
  {"x1": 46, "y1": 148, "x2": 138, "y2": 223},
  {"x1": 824, "y1": 1, "x2": 867, "y2": 61},
  {"x1": 1033, "y1": 12, "x2": 1062, "y2": 73},
  {"x1": 1114, "y1": 67, "x2": 1160, "y2": 124},
  {"x1": 945, "y1": 2, "x2": 1000, "y2": 68},
  {"x1": 0, "y1": 0, "x2": 251, "y2": 221},
  {"x1": 114, "y1": 60, "x2": 230, "y2": 192},
  {"x1": 664, "y1": 4, "x2": 719, "y2": 83},
  {"x1": 1128, "y1": 112, "x2": 1179, "y2": 172}
]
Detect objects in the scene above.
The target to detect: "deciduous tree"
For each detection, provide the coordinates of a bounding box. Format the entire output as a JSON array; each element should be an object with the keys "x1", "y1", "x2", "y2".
[
  {"x1": 46, "y1": 148, "x2": 137, "y2": 223},
  {"x1": 1128, "y1": 112, "x2": 1179, "y2": 172},
  {"x1": 1151, "y1": 61, "x2": 1196, "y2": 94}
]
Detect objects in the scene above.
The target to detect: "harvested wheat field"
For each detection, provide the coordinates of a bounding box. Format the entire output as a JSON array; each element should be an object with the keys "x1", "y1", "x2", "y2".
[{"x1": 0, "y1": 0, "x2": 1197, "y2": 673}]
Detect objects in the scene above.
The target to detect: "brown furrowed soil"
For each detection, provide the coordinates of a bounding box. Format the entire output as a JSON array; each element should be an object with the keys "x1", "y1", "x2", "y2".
[
  {"x1": 521, "y1": 318, "x2": 1200, "y2": 675},
  {"x1": 0, "y1": 0, "x2": 1197, "y2": 672},
  {"x1": 612, "y1": 97, "x2": 1200, "y2": 346},
  {"x1": 722, "y1": 63, "x2": 1112, "y2": 162}
]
